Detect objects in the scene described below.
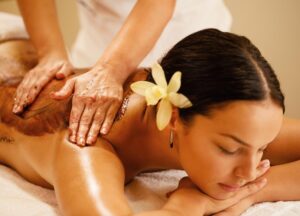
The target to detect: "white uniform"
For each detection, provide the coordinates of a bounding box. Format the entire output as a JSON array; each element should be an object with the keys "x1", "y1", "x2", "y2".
[{"x1": 71, "y1": 0, "x2": 232, "y2": 67}]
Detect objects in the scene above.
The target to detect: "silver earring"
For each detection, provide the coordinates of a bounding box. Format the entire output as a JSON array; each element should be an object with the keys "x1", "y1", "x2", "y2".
[{"x1": 169, "y1": 130, "x2": 174, "y2": 148}]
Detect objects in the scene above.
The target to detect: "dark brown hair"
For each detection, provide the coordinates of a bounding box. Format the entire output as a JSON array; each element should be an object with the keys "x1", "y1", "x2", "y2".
[{"x1": 149, "y1": 29, "x2": 285, "y2": 121}]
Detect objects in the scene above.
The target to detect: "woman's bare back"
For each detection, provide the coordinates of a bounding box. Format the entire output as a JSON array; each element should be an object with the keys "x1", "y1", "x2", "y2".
[{"x1": 0, "y1": 39, "x2": 158, "y2": 188}]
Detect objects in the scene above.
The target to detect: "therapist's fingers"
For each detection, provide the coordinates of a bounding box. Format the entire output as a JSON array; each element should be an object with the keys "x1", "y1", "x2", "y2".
[
  {"x1": 26, "y1": 72, "x2": 54, "y2": 104},
  {"x1": 13, "y1": 73, "x2": 33, "y2": 113},
  {"x1": 76, "y1": 103, "x2": 97, "y2": 146},
  {"x1": 55, "y1": 61, "x2": 73, "y2": 79},
  {"x1": 51, "y1": 78, "x2": 75, "y2": 100},
  {"x1": 68, "y1": 96, "x2": 86, "y2": 143},
  {"x1": 100, "y1": 99, "x2": 122, "y2": 135},
  {"x1": 86, "y1": 107, "x2": 107, "y2": 145},
  {"x1": 13, "y1": 61, "x2": 72, "y2": 114}
]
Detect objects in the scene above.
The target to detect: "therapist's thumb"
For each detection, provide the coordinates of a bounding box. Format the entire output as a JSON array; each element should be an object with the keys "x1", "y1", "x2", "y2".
[
  {"x1": 50, "y1": 79, "x2": 75, "y2": 100},
  {"x1": 55, "y1": 61, "x2": 73, "y2": 79}
]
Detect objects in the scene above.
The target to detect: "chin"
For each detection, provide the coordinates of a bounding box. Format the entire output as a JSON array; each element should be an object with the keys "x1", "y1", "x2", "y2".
[
  {"x1": 212, "y1": 191, "x2": 235, "y2": 200},
  {"x1": 205, "y1": 185, "x2": 237, "y2": 200}
]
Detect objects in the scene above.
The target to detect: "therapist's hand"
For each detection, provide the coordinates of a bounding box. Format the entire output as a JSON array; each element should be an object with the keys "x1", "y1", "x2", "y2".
[
  {"x1": 12, "y1": 53, "x2": 73, "y2": 114},
  {"x1": 51, "y1": 64, "x2": 123, "y2": 146}
]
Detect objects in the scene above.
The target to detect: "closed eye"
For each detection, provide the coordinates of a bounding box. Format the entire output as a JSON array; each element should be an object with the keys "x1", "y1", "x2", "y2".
[{"x1": 218, "y1": 146, "x2": 238, "y2": 155}]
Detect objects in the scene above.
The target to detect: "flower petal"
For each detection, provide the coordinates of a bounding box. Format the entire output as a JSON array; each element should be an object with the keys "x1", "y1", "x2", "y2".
[
  {"x1": 168, "y1": 92, "x2": 192, "y2": 108},
  {"x1": 152, "y1": 63, "x2": 167, "y2": 88},
  {"x1": 167, "y1": 71, "x2": 181, "y2": 93},
  {"x1": 130, "y1": 81, "x2": 156, "y2": 96},
  {"x1": 156, "y1": 98, "x2": 172, "y2": 130},
  {"x1": 145, "y1": 87, "x2": 163, "y2": 105}
]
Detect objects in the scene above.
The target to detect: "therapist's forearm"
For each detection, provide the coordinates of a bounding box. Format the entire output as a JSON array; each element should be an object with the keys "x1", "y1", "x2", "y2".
[
  {"x1": 97, "y1": 0, "x2": 176, "y2": 84},
  {"x1": 17, "y1": 0, "x2": 67, "y2": 58}
]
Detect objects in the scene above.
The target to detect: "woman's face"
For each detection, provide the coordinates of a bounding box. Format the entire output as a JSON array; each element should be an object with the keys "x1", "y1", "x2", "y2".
[{"x1": 175, "y1": 100, "x2": 283, "y2": 200}]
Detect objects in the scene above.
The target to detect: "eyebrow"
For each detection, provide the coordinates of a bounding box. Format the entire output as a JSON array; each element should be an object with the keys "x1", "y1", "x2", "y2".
[{"x1": 219, "y1": 133, "x2": 252, "y2": 147}]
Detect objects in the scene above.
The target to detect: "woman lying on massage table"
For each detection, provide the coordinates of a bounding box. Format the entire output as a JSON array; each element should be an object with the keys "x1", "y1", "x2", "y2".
[{"x1": 0, "y1": 29, "x2": 300, "y2": 216}]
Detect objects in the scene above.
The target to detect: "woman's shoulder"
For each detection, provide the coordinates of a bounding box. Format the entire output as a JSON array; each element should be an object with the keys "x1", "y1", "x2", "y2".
[{"x1": 123, "y1": 68, "x2": 150, "y2": 93}]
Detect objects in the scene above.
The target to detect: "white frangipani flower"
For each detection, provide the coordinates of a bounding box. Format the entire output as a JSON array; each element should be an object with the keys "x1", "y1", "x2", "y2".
[{"x1": 130, "y1": 63, "x2": 192, "y2": 130}]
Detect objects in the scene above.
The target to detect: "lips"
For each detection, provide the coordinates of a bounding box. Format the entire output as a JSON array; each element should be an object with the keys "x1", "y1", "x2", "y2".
[{"x1": 218, "y1": 183, "x2": 241, "y2": 192}]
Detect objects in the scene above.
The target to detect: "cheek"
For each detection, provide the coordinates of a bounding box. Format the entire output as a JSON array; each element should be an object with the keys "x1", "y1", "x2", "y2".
[{"x1": 178, "y1": 134, "x2": 233, "y2": 187}]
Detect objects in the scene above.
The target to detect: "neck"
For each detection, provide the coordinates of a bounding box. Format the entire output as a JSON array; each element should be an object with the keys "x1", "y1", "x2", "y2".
[{"x1": 139, "y1": 106, "x2": 182, "y2": 171}]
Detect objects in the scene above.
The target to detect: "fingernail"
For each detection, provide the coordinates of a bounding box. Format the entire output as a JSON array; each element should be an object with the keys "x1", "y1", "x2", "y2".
[
  {"x1": 259, "y1": 178, "x2": 267, "y2": 185},
  {"x1": 69, "y1": 135, "x2": 76, "y2": 143},
  {"x1": 57, "y1": 73, "x2": 65, "y2": 79},
  {"x1": 78, "y1": 137, "x2": 85, "y2": 146},
  {"x1": 86, "y1": 136, "x2": 94, "y2": 145},
  {"x1": 13, "y1": 106, "x2": 21, "y2": 113},
  {"x1": 12, "y1": 105, "x2": 18, "y2": 113},
  {"x1": 262, "y1": 160, "x2": 270, "y2": 168},
  {"x1": 101, "y1": 127, "x2": 107, "y2": 135}
]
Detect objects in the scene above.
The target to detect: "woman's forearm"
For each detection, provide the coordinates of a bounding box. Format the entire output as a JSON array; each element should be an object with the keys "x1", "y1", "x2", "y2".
[
  {"x1": 134, "y1": 209, "x2": 182, "y2": 216},
  {"x1": 17, "y1": 0, "x2": 67, "y2": 58},
  {"x1": 134, "y1": 197, "x2": 205, "y2": 216},
  {"x1": 252, "y1": 160, "x2": 300, "y2": 203},
  {"x1": 97, "y1": 0, "x2": 176, "y2": 84}
]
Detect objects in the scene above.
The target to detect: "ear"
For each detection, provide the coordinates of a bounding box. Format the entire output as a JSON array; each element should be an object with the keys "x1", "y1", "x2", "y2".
[{"x1": 169, "y1": 108, "x2": 180, "y2": 130}]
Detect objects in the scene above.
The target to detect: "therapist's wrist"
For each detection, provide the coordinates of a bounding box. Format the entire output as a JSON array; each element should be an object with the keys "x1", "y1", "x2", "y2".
[
  {"x1": 37, "y1": 46, "x2": 69, "y2": 61},
  {"x1": 34, "y1": 38, "x2": 68, "y2": 59},
  {"x1": 94, "y1": 60, "x2": 135, "y2": 85}
]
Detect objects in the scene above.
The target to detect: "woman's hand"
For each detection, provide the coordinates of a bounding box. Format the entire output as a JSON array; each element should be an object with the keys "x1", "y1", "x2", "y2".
[
  {"x1": 212, "y1": 159, "x2": 271, "y2": 216},
  {"x1": 212, "y1": 198, "x2": 254, "y2": 216},
  {"x1": 164, "y1": 177, "x2": 266, "y2": 216},
  {"x1": 165, "y1": 159, "x2": 270, "y2": 216},
  {"x1": 51, "y1": 64, "x2": 124, "y2": 146},
  {"x1": 12, "y1": 53, "x2": 73, "y2": 114}
]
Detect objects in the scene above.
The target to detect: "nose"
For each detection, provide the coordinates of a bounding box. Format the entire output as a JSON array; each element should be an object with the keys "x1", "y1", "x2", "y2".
[{"x1": 234, "y1": 156, "x2": 257, "y2": 183}]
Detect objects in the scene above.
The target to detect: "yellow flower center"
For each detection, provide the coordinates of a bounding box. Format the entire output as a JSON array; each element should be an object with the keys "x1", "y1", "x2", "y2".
[{"x1": 151, "y1": 85, "x2": 167, "y2": 99}]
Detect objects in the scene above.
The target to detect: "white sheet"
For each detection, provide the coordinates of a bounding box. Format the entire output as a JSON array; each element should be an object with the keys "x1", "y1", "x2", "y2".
[
  {"x1": 0, "y1": 12, "x2": 28, "y2": 41},
  {"x1": 1, "y1": 165, "x2": 300, "y2": 216}
]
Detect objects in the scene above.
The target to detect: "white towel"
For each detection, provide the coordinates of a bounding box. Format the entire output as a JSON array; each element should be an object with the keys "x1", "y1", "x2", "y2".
[{"x1": 0, "y1": 12, "x2": 28, "y2": 42}]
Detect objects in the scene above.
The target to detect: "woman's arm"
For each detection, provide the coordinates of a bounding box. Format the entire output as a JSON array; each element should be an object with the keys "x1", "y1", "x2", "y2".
[
  {"x1": 254, "y1": 117, "x2": 300, "y2": 201},
  {"x1": 253, "y1": 160, "x2": 300, "y2": 203},
  {"x1": 263, "y1": 117, "x2": 300, "y2": 165},
  {"x1": 52, "y1": 137, "x2": 198, "y2": 216},
  {"x1": 52, "y1": 138, "x2": 132, "y2": 216}
]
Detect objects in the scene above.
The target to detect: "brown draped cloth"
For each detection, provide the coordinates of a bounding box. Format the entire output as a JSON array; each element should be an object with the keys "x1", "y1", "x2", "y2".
[
  {"x1": 0, "y1": 39, "x2": 73, "y2": 136},
  {"x1": 0, "y1": 39, "x2": 140, "y2": 137}
]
